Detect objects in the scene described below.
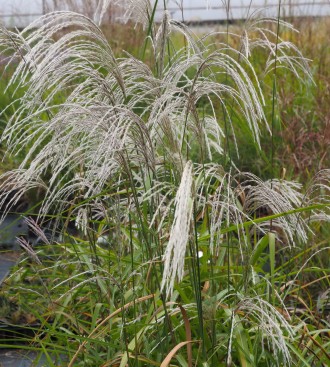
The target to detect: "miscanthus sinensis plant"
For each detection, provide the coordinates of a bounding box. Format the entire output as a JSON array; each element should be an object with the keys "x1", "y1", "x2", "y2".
[{"x1": 0, "y1": 1, "x2": 329, "y2": 366}]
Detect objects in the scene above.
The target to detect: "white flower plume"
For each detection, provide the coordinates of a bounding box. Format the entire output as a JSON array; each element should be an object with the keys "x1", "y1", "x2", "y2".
[{"x1": 161, "y1": 161, "x2": 194, "y2": 298}]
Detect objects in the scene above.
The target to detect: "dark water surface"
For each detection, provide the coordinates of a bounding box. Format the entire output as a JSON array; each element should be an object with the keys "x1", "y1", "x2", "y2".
[
  {"x1": 0, "y1": 214, "x2": 26, "y2": 285},
  {"x1": 0, "y1": 349, "x2": 64, "y2": 367},
  {"x1": 0, "y1": 216, "x2": 56, "y2": 366},
  {"x1": 0, "y1": 251, "x2": 21, "y2": 286}
]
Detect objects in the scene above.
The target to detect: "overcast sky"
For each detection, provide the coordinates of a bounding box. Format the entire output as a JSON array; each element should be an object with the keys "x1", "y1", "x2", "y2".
[
  {"x1": 0, "y1": 0, "x2": 329, "y2": 27},
  {"x1": 0, "y1": 0, "x2": 42, "y2": 14}
]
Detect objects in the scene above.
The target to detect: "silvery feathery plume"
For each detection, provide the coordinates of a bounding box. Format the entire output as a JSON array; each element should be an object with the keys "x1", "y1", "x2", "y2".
[
  {"x1": 142, "y1": 179, "x2": 177, "y2": 232},
  {"x1": 236, "y1": 297, "x2": 294, "y2": 366},
  {"x1": 25, "y1": 217, "x2": 50, "y2": 245},
  {"x1": 145, "y1": 44, "x2": 267, "y2": 163},
  {"x1": 194, "y1": 162, "x2": 226, "y2": 211},
  {"x1": 16, "y1": 236, "x2": 42, "y2": 265},
  {"x1": 0, "y1": 11, "x2": 146, "y2": 219},
  {"x1": 75, "y1": 207, "x2": 89, "y2": 236},
  {"x1": 113, "y1": 0, "x2": 153, "y2": 28},
  {"x1": 305, "y1": 169, "x2": 330, "y2": 222},
  {"x1": 239, "y1": 14, "x2": 313, "y2": 82},
  {"x1": 209, "y1": 170, "x2": 251, "y2": 257},
  {"x1": 94, "y1": 0, "x2": 113, "y2": 25},
  {"x1": 154, "y1": 10, "x2": 171, "y2": 77},
  {"x1": 161, "y1": 161, "x2": 194, "y2": 298},
  {"x1": 240, "y1": 173, "x2": 309, "y2": 245}
]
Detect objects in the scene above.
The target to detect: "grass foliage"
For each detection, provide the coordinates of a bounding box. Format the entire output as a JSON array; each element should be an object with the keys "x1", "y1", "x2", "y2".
[{"x1": 0, "y1": 1, "x2": 329, "y2": 366}]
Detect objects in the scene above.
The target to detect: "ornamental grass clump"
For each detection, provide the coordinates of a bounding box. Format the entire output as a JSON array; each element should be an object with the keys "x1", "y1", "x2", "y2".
[{"x1": 0, "y1": 1, "x2": 329, "y2": 366}]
